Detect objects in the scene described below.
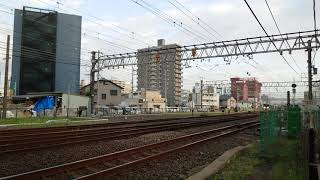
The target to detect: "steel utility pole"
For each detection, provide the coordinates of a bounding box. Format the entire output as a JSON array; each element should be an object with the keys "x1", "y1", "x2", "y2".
[
  {"x1": 165, "y1": 70, "x2": 167, "y2": 105},
  {"x1": 307, "y1": 40, "x2": 313, "y2": 103},
  {"x1": 200, "y1": 79, "x2": 203, "y2": 109},
  {"x1": 287, "y1": 91, "x2": 290, "y2": 107},
  {"x1": 131, "y1": 67, "x2": 136, "y2": 98},
  {"x1": 90, "y1": 51, "x2": 98, "y2": 115},
  {"x1": 96, "y1": 51, "x2": 101, "y2": 110},
  {"x1": 2, "y1": 35, "x2": 10, "y2": 119}
]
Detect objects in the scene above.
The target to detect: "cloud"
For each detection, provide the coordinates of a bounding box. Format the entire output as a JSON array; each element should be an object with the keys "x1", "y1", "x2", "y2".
[{"x1": 207, "y1": 3, "x2": 234, "y2": 14}]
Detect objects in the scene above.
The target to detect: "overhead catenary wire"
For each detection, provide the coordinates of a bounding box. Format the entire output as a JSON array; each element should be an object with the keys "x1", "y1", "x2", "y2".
[
  {"x1": 0, "y1": 0, "x2": 150, "y2": 48},
  {"x1": 133, "y1": 0, "x2": 240, "y2": 63},
  {"x1": 167, "y1": 0, "x2": 242, "y2": 64},
  {"x1": 170, "y1": 0, "x2": 224, "y2": 39},
  {"x1": 34, "y1": 0, "x2": 151, "y2": 48},
  {"x1": 0, "y1": 26, "x2": 115, "y2": 58},
  {"x1": 0, "y1": 45, "x2": 88, "y2": 65},
  {"x1": 0, "y1": 26, "x2": 92, "y2": 58},
  {"x1": 131, "y1": 0, "x2": 212, "y2": 43},
  {"x1": 131, "y1": 0, "x2": 202, "y2": 44},
  {"x1": 168, "y1": 0, "x2": 221, "y2": 41},
  {"x1": 140, "y1": 0, "x2": 216, "y2": 42},
  {"x1": 243, "y1": 0, "x2": 299, "y2": 74},
  {"x1": 167, "y1": 0, "x2": 278, "y2": 79},
  {"x1": 44, "y1": 0, "x2": 152, "y2": 46},
  {"x1": 0, "y1": 50, "x2": 89, "y2": 67},
  {"x1": 0, "y1": 26, "x2": 92, "y2": 61},
  {"x1": 0, "y1": 45, "x2": 90, "y2": 67},
  {"x1": 264, "y1": 0, "x2": 303, "y2": 72}
]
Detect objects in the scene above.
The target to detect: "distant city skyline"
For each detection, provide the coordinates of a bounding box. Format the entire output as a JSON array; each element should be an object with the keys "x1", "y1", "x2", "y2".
[{"x1": 0, "y1": 0, "x2": 317, "y2": 97}]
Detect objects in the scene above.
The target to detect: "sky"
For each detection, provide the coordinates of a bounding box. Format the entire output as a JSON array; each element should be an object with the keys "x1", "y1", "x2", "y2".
[{"x1": 0, "y1": 0, "x2": 319, "y2": 97}]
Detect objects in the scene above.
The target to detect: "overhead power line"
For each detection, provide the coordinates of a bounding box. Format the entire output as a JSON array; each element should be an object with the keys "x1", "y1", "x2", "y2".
[
  {"x1": 0, "y1": 49, "x2": 88, "y2": 67},
  {"x1": 243, "y1": 0, "x2": 299, "y2": 74},
  {"x1": 0, "y1": 44, "x2": 86, "y2": 64},
  {"x1": 264, "y1": 0, "x2": 303, "y2": 72},
  {"x1": 0, "y1": 26, "x2": 91, "y2": 57},
  {"x1": 0, "y1": 0, "x2": 150, "y2": 48},
  {"x1": 170, "y1": 0, "x2": 224, "y2": 39},
  {"x1": 168, "y1": 0, "x2": 222, "y2": 41},
  {"x1": 168, "y1": 0, "x2": 221, "y2": 41},
  {"x1": 131, "y1": 0, "x2": 213, "y2": 43},
  {"x1": 0, "y1": 3, "x2": 137, "y2": 52},
  {"x1": 45, "y1": 0, "x2": 151, "y2": 46}
]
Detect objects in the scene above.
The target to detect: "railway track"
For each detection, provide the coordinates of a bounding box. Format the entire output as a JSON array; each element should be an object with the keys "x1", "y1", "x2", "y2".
[
  {"x1": 0, "y1": 114, "x2": 258, "y2": 154},
  {"x1": 0, "y1": 112, "x2": 253, "y2": 136},
  {"x1": 0, "y1": 120, "x2": 259, "y2": 180}
]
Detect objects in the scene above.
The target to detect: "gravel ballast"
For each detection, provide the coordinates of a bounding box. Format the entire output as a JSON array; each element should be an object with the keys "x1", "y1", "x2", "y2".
[
  {"x1": 112, "y1": 129, "x2": 258, "y2": 180},
  {"x1": 0, "y1": 118, "x2": 258, "y2": 178}
]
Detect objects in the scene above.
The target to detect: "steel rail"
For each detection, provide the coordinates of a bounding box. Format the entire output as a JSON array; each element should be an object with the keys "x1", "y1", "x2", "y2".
[
  {"x1": 0, "y1": 115, "x2": 257, "y2": 154},
  {"x1": 0, "y1": 114, "x2": 257, "y2": 145},
  {"x1": 78, "y1": 123, "x2": 259, "y2": 180},
  {"x1": 0, "y1": 112, "x2": 252, "y2": 136},
  {"x1": 0, "y1": 120, "x2": 259, "y2": 180},
  {"x1": 0, "y1": 113, "x2": 256, "y2": 142}
]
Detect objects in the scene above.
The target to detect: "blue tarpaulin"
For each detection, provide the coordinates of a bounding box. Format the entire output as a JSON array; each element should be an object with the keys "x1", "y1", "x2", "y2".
[{"x1": 34, "y1": 96, "x2": 55, "y2": 113}]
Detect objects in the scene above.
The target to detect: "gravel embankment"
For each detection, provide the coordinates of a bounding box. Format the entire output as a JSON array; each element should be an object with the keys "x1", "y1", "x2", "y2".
[
  {"x1": 113, "y1": 128, "x2": 258, "y2": 180},
  {"x1": 0, "y1": 118, "x2": 257, "y2": 178}
]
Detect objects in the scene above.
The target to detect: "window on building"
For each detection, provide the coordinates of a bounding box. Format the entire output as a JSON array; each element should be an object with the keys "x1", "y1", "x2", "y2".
[
  {"x1": 94, "y1": 89, "x2": 97, "y2": 95},
  {"x1": 101, "y1": 93, "x2": 106, "y2": 100},
  {"x1": 110, "y1": 90, "x2": 118, "y2": 96}
]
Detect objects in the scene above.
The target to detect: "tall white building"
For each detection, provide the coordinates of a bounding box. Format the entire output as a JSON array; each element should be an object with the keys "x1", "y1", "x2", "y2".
[{"x1": 137, "y1": 39, "x2": 182, "y2": 106}]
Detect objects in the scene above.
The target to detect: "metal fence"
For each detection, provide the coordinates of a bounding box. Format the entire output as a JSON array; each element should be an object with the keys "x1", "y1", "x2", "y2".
[
  {"x1": 0, "y1": 108, "x2": 90, "y2": 118},
  {"x1": 92, "y1": 106, "x2": 225, "y2": 116},
  {"x1": 0, "y1": 106, "x2": 246, "y2": 119},
  {"x1": 259, "y1": 106, "x2": 302, "y2": 152}
]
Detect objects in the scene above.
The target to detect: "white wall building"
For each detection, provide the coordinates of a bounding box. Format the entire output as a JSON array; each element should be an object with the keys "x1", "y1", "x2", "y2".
[
  {"x1": 120, "y1": 89, "x2": 166, "y2": 111},
  {"x1": 191, "y1": 83, "x2": 220, "y2": 110}
]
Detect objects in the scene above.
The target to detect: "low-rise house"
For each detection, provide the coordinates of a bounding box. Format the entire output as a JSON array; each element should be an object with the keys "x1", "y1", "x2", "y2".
[
  {"x1": 81, "y1": 79, "x2": 123, "y2": 108},
  {"x1": 220, "y1": 94, "x2": 236, "y2": 109},
  {"x1": 121, "y1": 89, "x2": 166, "y2": 113}
]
